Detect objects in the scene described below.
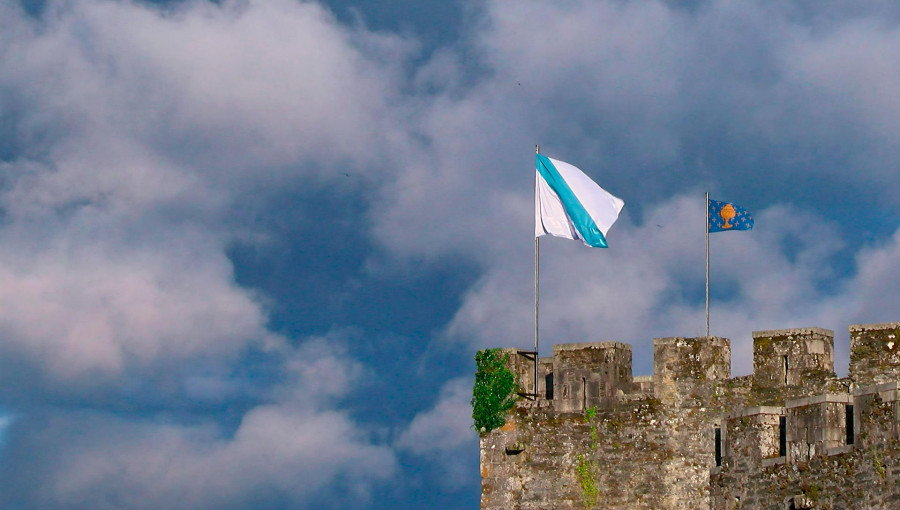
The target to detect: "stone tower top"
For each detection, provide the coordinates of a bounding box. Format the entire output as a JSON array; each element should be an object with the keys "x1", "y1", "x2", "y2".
[
  {"x1": 849, "y1": 322, "x2": 900, "y2": 386},
  {"x1": 752, "y1": 327, "x2": 834, "y2": 389}
]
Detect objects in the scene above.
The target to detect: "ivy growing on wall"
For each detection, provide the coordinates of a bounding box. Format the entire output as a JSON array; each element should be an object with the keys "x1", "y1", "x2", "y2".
[
  {"x1": 471, "y1": 349, "x2": 518, "y2": 435},
  {"x1": 576, "y1": 406, "x2": 601, "y2": 506},
  {"x1": 584, "y1": 406, "x2": 599, "y2": 449},
  {"x1": 575, "y1": 454, "x2": 599, "y2": 508}
]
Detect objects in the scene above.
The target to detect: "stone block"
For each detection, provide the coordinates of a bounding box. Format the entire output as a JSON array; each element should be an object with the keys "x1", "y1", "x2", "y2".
[
  {"x1": 752, "y1": 327, "x2": 834, "y2": 389},
  {"x1": 653, "y1": 336, "x2": 730, "y2": 405},
  {"x1": 850, "y1": 322, "x2": 900, "y2": 386},
  {"x1": 551, "y1": 341, "x2": 633, "y2": 412}
]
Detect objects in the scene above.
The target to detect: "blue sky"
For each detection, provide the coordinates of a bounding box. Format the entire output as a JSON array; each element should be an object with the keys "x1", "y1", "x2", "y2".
[{"x1": 2, "y1": 0, "x2": 900, "y2": 508}]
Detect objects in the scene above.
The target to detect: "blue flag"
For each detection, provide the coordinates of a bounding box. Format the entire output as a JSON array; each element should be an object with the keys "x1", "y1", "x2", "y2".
[{"x1": 708, "y1": 199, "x2": 753, "y2": 233}]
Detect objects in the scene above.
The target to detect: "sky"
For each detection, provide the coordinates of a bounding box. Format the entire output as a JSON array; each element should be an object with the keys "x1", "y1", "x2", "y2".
[{"x1": 1, "y1": 0, "x2": 900, "y2": 508}]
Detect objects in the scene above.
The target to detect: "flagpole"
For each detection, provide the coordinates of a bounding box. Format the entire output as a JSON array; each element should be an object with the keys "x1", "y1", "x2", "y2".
[
  {"x1": 534, "y1": 144, "x2": 540, "y2": 396},
  {"x1": 705, "y1": 191, "x2": 710, "y2": 337}
]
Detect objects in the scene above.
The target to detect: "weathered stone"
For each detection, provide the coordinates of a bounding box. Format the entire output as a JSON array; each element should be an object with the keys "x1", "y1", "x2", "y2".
[
  {"x1": 850, "y1": 322, "x2": 900, "y2": 386},
  {"x1": 480, "y1": 322, "x2": 900, "y2": 509}
]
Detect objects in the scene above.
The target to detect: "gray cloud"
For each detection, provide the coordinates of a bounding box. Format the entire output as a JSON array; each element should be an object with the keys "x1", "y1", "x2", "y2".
[
  {"x1": 0, "y1": 333, "x2": 397, "y2": 510},
  {"x1": 364, "y1": 0, "x2": 900, "y2": 374},
  {"x1": 0, "y1": 0, "x2": 407, "y2": 505},
  {"x1": 5, "y1": 0, "x2": 900, "y2": 507},
  {"x1": 370, "y1": 0, "x2": 900, "y2": 267},
  {"x1": 442, "y1": 195, "x2": 864, "y2": 374},
  {"x1": 0, "y1": 0, "x2": 418, "y2": 394},
  {"x1": 396, "y1": 377, "x2": 477, "y2": 489}
]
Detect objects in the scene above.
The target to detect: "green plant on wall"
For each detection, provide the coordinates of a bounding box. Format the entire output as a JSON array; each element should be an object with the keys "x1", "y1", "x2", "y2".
[
  {"x1": 471, "y1": 349, "x2": 518, "y2": 435},
  {"x1": 872, "y1": 445, "x2": 886, "y2": 480},
  {"x1": 576, "y1": 407, "x2": 601, "y2": 504},
  {"x1": 584, "y1": 406, "x2": 599, "y2": 450},
  {"x1": 575, "y1": 454, "x2": 600, "y2": 508}
]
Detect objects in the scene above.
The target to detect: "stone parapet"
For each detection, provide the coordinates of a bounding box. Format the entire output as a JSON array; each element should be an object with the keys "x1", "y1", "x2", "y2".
[
  {"x1": 722, "y1": 406, "x2": 784, "y2": 473},
  {"x1": 853, "y1": 380, "x2": 900, "y2": 448},
  {"x1": 653, "y1": 336, "x2": 730, "y2": 405},
  {"x1": 553, "y1": 341, "x2": 631, "y2": 352},
  {"x1": 850, "y1": 322, "x2": 900, "y2": 386},
  {"x1": 551, "y1": 341, "x2": 633, "y2": 412},
  {"x1": 481, "y1": 322, "x2": 900, "y2": 510},
  {"x1": 752, "y1": 327, "x2": 834, "y2": 389},
  {"x1": 785, "y1": 394, "x2": 852, "y2": 462},
  {"x1": 785, "y1": 393, "x2": 853, "y2": 407},
  {"x1": 853, "y1": 380, "x2": 900, "y2": 399},
  {"x1": 726, "y1": 405, "x2": 785, "y2": 419}
]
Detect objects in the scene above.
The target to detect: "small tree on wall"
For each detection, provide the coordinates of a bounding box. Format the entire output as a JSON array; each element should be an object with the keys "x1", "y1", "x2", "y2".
[{"x1": 471, "y1": 349, "x2": 518, "y2": 435}]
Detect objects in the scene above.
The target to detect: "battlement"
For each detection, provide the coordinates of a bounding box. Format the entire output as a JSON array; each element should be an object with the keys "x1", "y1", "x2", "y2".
[
  {"x1": 752, "y1": 327, "x2": 834, "y2": 388},
  {"x1": 849, "y1": 322, "x2": 900, "y2": 385},
  {"x1": 518, "y1": 327, "x2": 833, "y2": 412},
  {"x1": 653, "y1": 336, "x2": 730, "y2": 405},
  {"x1": 548, "y1": 341, "x2": 633, "y2": 411},
  {"x1": 479, "y1": 322, "x2": 900, "y2": 510}
]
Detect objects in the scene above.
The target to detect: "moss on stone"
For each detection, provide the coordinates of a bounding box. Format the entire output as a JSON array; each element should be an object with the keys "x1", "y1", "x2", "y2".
[
  {"x1": 851, "y1": 342, "x2": 876, "y2": 363},
  {"x1": 575, "y1": 454, "x2": 599, "y2": 508},
  {"x1": 754, "y1": 336, "x2": 773, "y2": 352},
  {"x1": 872, "y1": 445, "x2": 886, "y2": 480},
  {"x1": 801, "y1": 482, "x2": 822, "y2": 501}
]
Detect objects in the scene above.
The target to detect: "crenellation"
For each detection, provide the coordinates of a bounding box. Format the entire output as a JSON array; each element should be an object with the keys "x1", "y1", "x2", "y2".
[
  {"x1": 853, "y1": 381, "x2": 900, "y2": 447},
  {"x1": 551, "y1": 342, "x2": 633, "y2": 412},
  {"x1": 722, "y1": 406, "x2": 784, "y2": 474},
  {"x1": 752, "y1": 327, "x2": 834, "y2": 389},
  {"x1": 653, "y1": 336, "x2": 729, "y2": 406},
  {"x1": 480, "y1": 322, "x2": 900, "y2": 509},
  {"x1": 492, "y1": 347, "x2": 537, "y2": 398},
  {"x1": 784, "y1": 394, "x2": 852, "y2": 462},
  {"x1": 631, "y1": 375, "x2": 654, "y2": 395},
  {"x1": 850, "y1": 322, "x2": 900, "y2": 385}
]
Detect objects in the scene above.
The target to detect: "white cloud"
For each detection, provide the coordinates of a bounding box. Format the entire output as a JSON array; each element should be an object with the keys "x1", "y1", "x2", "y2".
[
  {"x1": 0, "y1": 0, "x2": 409, "y2": 503},
  {"x1": 369, "y1": 0, "x2": 900, "y2": 270},
  {"x1": 0, "y1": 0, "x2": 417, "y2": 393},
  {"x1": 397, "y1": 376, "x2": 474, "y2": 455},
  {"x1": 439, "y1": 194, "x2": 900, "y2": 377},
  {"x1": 0, "y1": 334, "x2": 396, "y2": 510},
  {"x1": 396, "y1": 377, "x2": 477, "y2": 489},
  {"x1": 356, "y1": 0, "x2": 900, "y2": 382},
  {"x1": 0, "y1": 222, "x2": 266, "y2": 385},
  {"x1": 3, "y1": 0, "x2": 900, "y2": 507},
  {"x1": 2, "y1": 0, "x2": 411, "y2": 176}
]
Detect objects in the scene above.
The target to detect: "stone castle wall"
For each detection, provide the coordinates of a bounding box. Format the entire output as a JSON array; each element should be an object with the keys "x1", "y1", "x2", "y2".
[{"x1": 479, "y1": 322, "x2": 900, "y2": 509}]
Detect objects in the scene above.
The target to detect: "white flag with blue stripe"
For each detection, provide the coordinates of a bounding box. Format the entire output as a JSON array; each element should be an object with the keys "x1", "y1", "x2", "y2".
[{"x1": 535, "y1": 154, "x2": 624, "y2": 248}]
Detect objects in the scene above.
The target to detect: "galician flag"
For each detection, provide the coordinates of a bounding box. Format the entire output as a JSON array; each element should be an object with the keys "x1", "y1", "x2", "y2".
[{"x1": 535, "y1": 154, "x2": 624, "y2": 248}]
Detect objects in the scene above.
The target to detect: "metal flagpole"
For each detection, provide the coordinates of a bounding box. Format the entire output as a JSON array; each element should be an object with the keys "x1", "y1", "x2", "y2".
[
  {"x1": 705, "y1": 191, "x2": 710, "y2": 337},
  {"x1": 534, "y1": 144, "x2": 540, "y2": 395}
]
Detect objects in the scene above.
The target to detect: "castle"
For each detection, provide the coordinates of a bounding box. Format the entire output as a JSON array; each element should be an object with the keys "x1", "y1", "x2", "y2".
[{"x1": 479, "y1": 322, "x2": 900, "y2": 509}]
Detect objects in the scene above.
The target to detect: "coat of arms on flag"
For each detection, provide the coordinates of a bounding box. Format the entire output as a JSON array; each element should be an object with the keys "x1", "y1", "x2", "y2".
[{"x1": 708, "y1": 199, "x2": 753, "y2": 233}]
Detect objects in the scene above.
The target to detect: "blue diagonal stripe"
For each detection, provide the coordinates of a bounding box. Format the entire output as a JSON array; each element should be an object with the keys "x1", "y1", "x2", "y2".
[{"x1": 536, "y1": 155, "x2": 608, "y2": 248}]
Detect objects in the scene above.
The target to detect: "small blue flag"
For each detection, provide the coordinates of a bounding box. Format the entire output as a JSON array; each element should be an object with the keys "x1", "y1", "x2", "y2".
[{"x1": 708, "y1": 199, "x2": 753, "y2": 233}]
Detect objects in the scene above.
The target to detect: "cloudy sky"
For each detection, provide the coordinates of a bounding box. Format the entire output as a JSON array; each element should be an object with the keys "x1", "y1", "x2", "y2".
[{"x1": 2, "y1": 0, "x2": 900, "y2": 508}]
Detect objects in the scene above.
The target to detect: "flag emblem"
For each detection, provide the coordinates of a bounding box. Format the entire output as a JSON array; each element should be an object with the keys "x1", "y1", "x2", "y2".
[{"x1": 708, "y1": 199, "x2": 753, "y2": 232}]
